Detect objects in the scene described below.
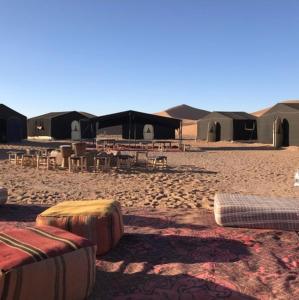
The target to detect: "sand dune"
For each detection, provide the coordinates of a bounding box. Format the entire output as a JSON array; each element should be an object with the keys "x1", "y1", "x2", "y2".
[{"x1": 155, "y1": 104, "x2": 210, "y2": 139}]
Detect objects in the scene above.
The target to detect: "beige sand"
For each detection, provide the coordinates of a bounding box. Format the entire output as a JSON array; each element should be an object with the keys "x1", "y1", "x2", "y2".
[{"x1": 1, "y1": 141, "x2": 299, "y2": 210}]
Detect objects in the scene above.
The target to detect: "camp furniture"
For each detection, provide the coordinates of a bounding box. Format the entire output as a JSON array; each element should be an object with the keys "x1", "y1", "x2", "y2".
[
  {"x1": 72, "y1": 142, "x2": 87, "y2": 156},
  {"x1": 36, "y1": 154, "x2": 57, "y2": 170},
  {"x1": 0, "y1": 226, "x2": 96, "y2": 300},
  {"x1": 147, "y1": 155, "x2": 167, "y2": 169},
  {"x1": 68, "y1": 155, "x2": 88, "y2": 172},
  {"x1": 94, "y1": 153, "x2": 111, "y2": 172},
  {"x1": 21, "y1": 154, "x2": 37, "y2": 167},
  {"x1": 0, "y1": 188, "x2": 8, "y2": 205},
  {"x1": 135, "y1": 150, "x2": 148, "y2": 166},
  {"x1": 8, "y1": 151, "x2": 24, "y2": 165},
  {"x1": 36, "y1": 199, "x2": 124, "y2": 256},
  {"x1": 214, "y1": 193, "x2": 299, "y2": 231},
  {"x1": 116, "y1": 154, "x2": 134, "y2": 169},
  {"x1": 60, "y1": 145, "x2": 72, "y2": 168}
]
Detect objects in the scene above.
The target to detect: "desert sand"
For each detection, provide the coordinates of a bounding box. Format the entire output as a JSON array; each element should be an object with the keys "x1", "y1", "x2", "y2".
[{"x1": 1, "y1": 141, "x2": 299, "y2": 209}]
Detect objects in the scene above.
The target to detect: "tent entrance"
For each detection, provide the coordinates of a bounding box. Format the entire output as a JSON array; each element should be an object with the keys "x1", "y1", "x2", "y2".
[
  {"x1": 282, "y1": 119, "x2": 289, "y2": 146},
  {"x1": 143, "y1": 124, "x2": 154, "y2": 140},
  {"x1": 215, "y1": 122, "x2": 221, "y2": 142},
  {"x1": 0, "y1": 119, "x2": 7, "y2": 142},
  {"x1": 71, "y1": 120, "x2": 81, "y2": 140}
]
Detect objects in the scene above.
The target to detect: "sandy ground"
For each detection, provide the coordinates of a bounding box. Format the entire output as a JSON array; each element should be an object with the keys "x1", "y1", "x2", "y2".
[{"x1": 1, "y1": 141, "x2": 299, "y2": 209}]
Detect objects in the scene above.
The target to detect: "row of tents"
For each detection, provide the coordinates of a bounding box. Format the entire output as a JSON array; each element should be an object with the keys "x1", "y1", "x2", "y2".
[{"x1": 0, "y1": 101, "x2": 298, "y2": 147}]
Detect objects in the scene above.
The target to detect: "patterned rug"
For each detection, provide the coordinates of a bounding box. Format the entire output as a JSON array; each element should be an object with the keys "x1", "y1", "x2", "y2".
[{"x1": 1, "y1": 205, "x2": 299, "y2": 299}]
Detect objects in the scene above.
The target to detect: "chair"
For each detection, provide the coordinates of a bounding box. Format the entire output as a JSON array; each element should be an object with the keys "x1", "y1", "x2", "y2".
[
  {"x1": 8, "y1": 151, "x2": 23, "y2": 165},
  {"x1": 21, "y1": 154, "x2": 37, "y2": 167},
  {"x1": 147, "y1": 155, "x2": 167, "y2": 169},
  {"x1": 94, "y1": 153, "x2": 111, "y2": 172},
  {"x1": 135, "y1": 151, "x2": 148, "y2": 166},
  {"x1": 116, "y1": 154, "x2": 134, "y2": 169},
  {"x1": 69, "y1": 155, "x2": 88, "y2": 172},
  {"x1": 60, "y1": 145, "x2": 73, "y2": 168},
  {"x1": 36, "y1": 154, "x2": 57, "y2": 170}
]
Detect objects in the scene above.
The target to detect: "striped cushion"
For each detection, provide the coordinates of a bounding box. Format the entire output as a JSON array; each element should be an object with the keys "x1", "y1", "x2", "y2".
[
  {"x1": 36, "y1": 200, "x2": 124, "y2": 256},
  {"x1": 0, "y1": 188, "x2": 8, "y2": 205},
  {"x1": 0, "y1": 225, "x2": 96, "y2": 300},
  {"x1": 214, "y1": 193, "x2": 299, "y2": 231}
]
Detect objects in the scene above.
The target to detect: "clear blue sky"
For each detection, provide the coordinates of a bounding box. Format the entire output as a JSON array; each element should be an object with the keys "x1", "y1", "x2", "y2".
[{"x1": 0, "y1": 0, "x2": 299, "y2": 117}]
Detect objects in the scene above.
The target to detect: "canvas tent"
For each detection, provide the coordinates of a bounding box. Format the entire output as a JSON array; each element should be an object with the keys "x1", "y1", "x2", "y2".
[
  {"x1": 0, "y1": 104, "x2": 27, "y2": 143},
  {"x1": 258, "y1": 102, "x2": 299, "y2": 147},
  {"x1": 28, "y1": 111, "x2": 95, "y2": 140},
  {"x1": 198, "y1": 111, "x2": 257, "y2": 142},
  {"x1": 91, "y1": 110, "x2": 182, "y2": 140}
]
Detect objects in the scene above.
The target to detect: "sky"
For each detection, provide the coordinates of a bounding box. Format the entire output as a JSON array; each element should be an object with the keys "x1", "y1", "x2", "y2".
[{"x1": 0, "y1": 0, "x2": 299, "y2": 117}]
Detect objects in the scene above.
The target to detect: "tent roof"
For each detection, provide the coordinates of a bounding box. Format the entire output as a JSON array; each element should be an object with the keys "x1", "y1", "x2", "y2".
[
  {"x1": 206, "y1": 111, "x2": 256, "y2": 120},
  {"x1": 0, "y1": 104, "x2": 26, "y2": 118},
  {"x1": 262, "y1": 102, "x2": 299, "y2": 116},
  {"x1": 92, "y1": 110, "x2": 181, "y2": 129},
  {"x1": 29, "y1": 111, "x2": 96, "y2": 120},
  {"x1": 282, "y1": 102, "x2": 299, "y2": 111}
]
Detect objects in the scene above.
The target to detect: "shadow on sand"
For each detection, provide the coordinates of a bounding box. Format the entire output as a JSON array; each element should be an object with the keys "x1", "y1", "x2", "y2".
[{"x1": 102, "y1": 233, "x2": 250, "y2": 267}]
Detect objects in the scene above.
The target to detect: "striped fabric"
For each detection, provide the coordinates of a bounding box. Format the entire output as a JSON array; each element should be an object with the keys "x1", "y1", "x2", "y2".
[
  {"x1": 0, "y1": 188, "x2": 8, "y2": 205},
  {"x1": 36, "y1": 200, "x2": 124, "y2": 256},
  {"x1": 214, "y1": 193, "x2": 299, "y2": 231},
  {"x1": 0, "y1": 225, "x2": 96, "y2": 300}
]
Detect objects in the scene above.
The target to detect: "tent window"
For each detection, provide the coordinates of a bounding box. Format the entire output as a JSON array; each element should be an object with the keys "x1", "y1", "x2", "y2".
[{"x1": 245, "y1": 122, "x2": 255, "y2": 131}]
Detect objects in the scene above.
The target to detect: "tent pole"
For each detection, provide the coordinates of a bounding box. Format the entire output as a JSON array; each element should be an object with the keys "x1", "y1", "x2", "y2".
[{"x1": 128, "y1": 112, "x2": 131, "y2": 141}]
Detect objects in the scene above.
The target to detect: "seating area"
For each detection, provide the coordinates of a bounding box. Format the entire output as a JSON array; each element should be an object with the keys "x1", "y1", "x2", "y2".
[
  {"x1": 0, "y1": 195, "x2": 124, "y2": 300},
  {"x1": 214, "y1": 193, "x2": 299, "y2": 231},
  {"x1": 96, "y1": 139, "x2": 192, "y2": 152},
  {"x1": 1, "y1": 197, "x2": 299, "y2": 299},
  {"x1": 2, "y1": 155, "x2": 299, "y2": 299},
  {"x1": 7, "y1": 142, "x2": 169, "y2": 172},
  {"x1": 0, "y1": 225, "x2": 96, "y2": 300}
]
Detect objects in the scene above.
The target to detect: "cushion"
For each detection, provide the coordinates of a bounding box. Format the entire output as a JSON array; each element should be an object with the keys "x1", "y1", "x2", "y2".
[
  {"x1": 214, "y1": 193, "x2": 299, "y2": 231},
  {"x1": 0, "y1": 225, "x2": 96, "y2": 300},
  {"x1": 36, "y1": 200, "x2": 124, "y2": 256},
  {"x1": 0, "y1": 188, "x2": 8, "y2": 205}
]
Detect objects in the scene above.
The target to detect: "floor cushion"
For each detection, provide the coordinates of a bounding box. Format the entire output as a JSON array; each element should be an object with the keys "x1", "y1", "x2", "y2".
[
  {"x1": 36, "y1": 200, "x2": 124, "y2": 256},
  {"x1": 0, "y1": 225, "x2": 96, "y2": 300},
  {"x1": 0, "y1": 188, "x2": 8, "y2": 205},
  {"x1": 214, "y1": 193, "x2": 299, "y2": 231}
]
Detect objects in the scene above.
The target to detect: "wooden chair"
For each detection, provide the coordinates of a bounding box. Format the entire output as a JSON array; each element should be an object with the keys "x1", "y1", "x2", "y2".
[
  {"x1": 147, "y1": 155, "x2": 167, "y2": 170},
  {"x1": 69, "y1": 155, "x2": 87, "y2": 172},
  {"x1": 8, "y1": 151, "x2": 23, "y2": 165},
  {"x1": 94, "y1": 154, "x2": 111, "y2": 172},
  {"x1": 21, "y1": 154, "x2": 37, "y2": 167},
  {"x1": 116, "y1": 154, "x2": 134, "y2": 169}
]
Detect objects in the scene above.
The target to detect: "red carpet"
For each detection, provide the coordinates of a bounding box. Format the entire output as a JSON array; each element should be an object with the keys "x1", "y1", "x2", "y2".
[{"x1": 1, "y1": 205, "x2": 299, "y2": 299}]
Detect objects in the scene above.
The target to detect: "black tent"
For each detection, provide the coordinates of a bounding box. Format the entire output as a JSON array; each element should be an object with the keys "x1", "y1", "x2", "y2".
[
  {"x1": 28, "y1": 111, "x2": 96, "y2": 140},
  {"x1": 198, "y1": 111, "x2": 257, "y2": 141},
  {"x1": 91, "y1": 110, "x2": 182, "y2": 140},
  {"x1": 258, "y1": 102, "x2": 299, "y2": 146},
  {"x1": 0, "y1": 104, "x2": 27, "y2": 143}
]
